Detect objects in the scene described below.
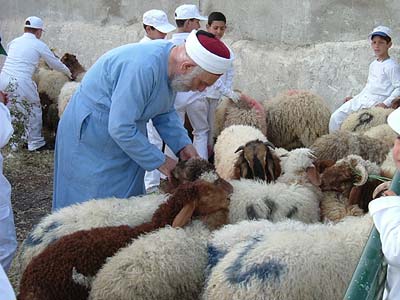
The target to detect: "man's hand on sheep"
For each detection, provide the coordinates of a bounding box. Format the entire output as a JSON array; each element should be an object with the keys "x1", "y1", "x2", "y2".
[
  {"x1": 179, "y1": 144, "x2": 199, "y2": 161},
  {"x1": 0, "y1": 91, "x2": 8, "y2": 105},
  {"x1": 343, "y1": 96, "x2": 353, "y2": 103},
  {"x1": 158, "y1": 156, "x2": 178, "y2": 179}
]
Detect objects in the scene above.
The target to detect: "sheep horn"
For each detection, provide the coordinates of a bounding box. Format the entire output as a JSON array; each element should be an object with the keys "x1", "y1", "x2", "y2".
[
  {"x1": 235, "y1": 146, "x2": 244, "y2": 153},
  {"x1": 372, "y1": 181, "x2": 392, "y2": 199},
  {"x1": 353, "y1": 164, "x2": 368, "y2": 186},
  {"x1": 263, "y1": 141, "x2": 276, "y2": 149}
]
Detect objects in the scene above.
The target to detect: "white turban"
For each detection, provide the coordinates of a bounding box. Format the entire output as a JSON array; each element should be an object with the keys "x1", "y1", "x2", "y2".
[{"x1": 185, "y1": 30, "x2": 234, "y2": 75}]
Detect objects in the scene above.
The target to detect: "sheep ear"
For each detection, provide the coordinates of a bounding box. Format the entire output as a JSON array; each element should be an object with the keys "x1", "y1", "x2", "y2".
[
  {"x1": 306, "y1": 166, "x2": 321, "y2": 186},
  {"x1": 353, "y1": 164, "x2": 368, "y2": 186},
  {"x1": 315, "y1": 159, "x2": 335, "y2": 173},
  {"x1": 349, "y1": 186, "x2": 363, "y2": 206},
  {"x1": 235, "y1": 146, "x2": 244, "y2": 153},
  {"x1": 172, "y1": 201, "x2": 196, "y2": 228}
]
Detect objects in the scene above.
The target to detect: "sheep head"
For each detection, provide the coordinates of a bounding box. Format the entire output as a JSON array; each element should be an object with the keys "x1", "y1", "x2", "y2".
[
  {"x1": 320, "y1": 155, "x2": 382, "y2": 212},
  {"x1": 170, "y1": 179, "x2": 231, "y2": 230},
  {"x1": 234, "y1": 140, "x2": 281, "y2": 182},
  {"x1": 159, "y1": 158, "x2": 216, "y2": 194},
  {"x1": 61, "y1": 53, "x2": 85, "y2": 79}
]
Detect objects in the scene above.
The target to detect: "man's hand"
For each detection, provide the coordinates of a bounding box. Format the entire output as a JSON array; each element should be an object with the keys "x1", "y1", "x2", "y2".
[
  {"x1": 0, "y1": 91, "x2": 8, "y2": 105},
  {"x1": 343, "y1": 96, "x2": 353, "y2": 103},
  {"x1": 375, "y1": 103, "x2": 387, "y2": 108},
  {"x1": 179, "y1": 144, "x2": 199, "y2": 161},
  {"x1": 158, "y1": 156, "x2": 178, "y2": 179}
]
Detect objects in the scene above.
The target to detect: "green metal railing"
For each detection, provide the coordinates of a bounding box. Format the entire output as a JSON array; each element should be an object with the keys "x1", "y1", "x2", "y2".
[{"x1": 344, "y1": 171, "x2": 400, "y2": 300}]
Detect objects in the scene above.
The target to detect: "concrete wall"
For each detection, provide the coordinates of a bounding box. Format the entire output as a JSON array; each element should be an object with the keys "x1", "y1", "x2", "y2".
[{"x1": 1, "y1": 0, "x2": 400, "y2": 111}]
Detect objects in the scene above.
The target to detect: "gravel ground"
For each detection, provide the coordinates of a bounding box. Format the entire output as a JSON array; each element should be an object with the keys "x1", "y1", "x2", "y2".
[{"x1": 3, "y1": 146, "x2": 54, "y2": 292}]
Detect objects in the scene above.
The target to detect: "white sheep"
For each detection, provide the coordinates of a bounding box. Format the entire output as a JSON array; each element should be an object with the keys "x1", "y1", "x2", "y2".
[
  {"x1": 202, "y1": 215, "x2": 373, "y2": 300},
  {"x1": 364, "y1": 123, "x2": 397, "y2": 148},
  {"x1": 58, "y1": 81, "x2": 80, "y2": 117},
  {"x1": 89, "y1": 221, "x2": 211, "y2": 300},
  {"x1": 15, "y1": 194, "x2": 166, "y2": 275},
  {"x1": 263, "y1": 90, "x2": 331, "y2": 150},
  {"x1": 228, "y1": 148, "x2": 322, "y2": 224},
  {"x1": 214, "y1": 96, "x2": 267, "y2": 139},
  {"x1": 310, "y1": 130, "x2": 391, "y2": 165},
  {"x1": 341, "y1": 107, "x2": 394, "y2": 133}
]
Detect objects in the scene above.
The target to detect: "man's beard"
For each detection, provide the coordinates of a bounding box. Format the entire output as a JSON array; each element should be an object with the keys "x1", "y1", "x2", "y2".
[{"x1": 170, "y1": 66, "x2": 203, "y2": 92}]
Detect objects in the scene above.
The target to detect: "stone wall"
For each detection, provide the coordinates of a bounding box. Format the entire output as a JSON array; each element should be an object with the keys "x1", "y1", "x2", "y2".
[{"x1": 1, "y1": 0, "x2": 399, "y2": 110}]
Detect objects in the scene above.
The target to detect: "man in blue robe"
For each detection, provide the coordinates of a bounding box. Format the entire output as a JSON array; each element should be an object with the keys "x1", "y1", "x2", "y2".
[{"x1": 53, "y1": 30, "x2": 234, "y2": 210}]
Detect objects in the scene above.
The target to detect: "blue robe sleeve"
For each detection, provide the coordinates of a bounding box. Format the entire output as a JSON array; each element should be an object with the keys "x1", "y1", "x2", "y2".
[
  {"x1": 152, "y1": 109, "x2": 192, "y2": 155},
  {"x1": 107, "y1": 62, "x2": 166, "y2": 171}
]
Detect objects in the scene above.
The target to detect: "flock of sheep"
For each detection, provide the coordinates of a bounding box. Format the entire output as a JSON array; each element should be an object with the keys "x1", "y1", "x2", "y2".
[{"x1": 15, "y1": 53, "x2": 400, "y2": 299}]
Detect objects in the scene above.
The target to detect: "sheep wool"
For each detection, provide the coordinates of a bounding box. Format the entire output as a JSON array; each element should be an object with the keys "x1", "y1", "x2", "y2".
[
  {"x1": 89, "y1": 221, "x2": 211, "y2": 300},
  {"x1": 58, "y1": 81, "x2": 80, "y2": 116},
  {"x1": 214, "y1": 97, "x2": 267, "y2": 140},
  {"x1": 341, "y1": 107, "x2": 394, "y2": 133},
  {"x1": 364, "y1": 123, "x2": 397, "y2": 148},
  {"x1": 15, "y1": 194, "x2": 166, "y2": 275},
  {"x1": 202, "y1": 215, "x2": 373, "y2": 300},
  {"x1": 311, "y1": 130, "x2": 391, "y2": 165},
  {"x1": 263, "y1": 90, "x2": 331, "y2": 150},
  {"x1": 228, "y1": 178, "x2": 321, "y2": 224},
  {"x1": 214, "y1": 125, "x2": 268, "y2": 180}
]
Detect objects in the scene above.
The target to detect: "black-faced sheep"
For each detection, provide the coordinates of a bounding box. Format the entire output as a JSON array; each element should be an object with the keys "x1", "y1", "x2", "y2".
[
  {"x1": 214, "y1": 125, "x2": 281, "y2": 181},
  {"x1": 19, "y1": 179, "x2": 232, "y2": 300}
]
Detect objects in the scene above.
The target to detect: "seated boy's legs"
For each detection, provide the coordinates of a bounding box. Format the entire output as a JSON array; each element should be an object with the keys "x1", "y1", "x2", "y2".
[{"x1": 329, "y1": 96, "x2": 367, "y2": 133}]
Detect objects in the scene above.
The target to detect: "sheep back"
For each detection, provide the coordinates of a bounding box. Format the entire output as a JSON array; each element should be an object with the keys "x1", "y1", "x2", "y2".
[
  {"x1": 89, "y1": 221, "x2": 210, "y2": 300},
  {"x1": 311, "y1": 131, "x2": 390, "y2": 165},
  {"x1": 58, "y1": 81, "x2": 80, "y2": 117},
  {"x1": 263, "y1": 90, "x2": 330, "y2": 149},
  {"x1": 341, "y1": 107, "x2": 394, "y2": 133},
  {"x1": 15, "y1": 194, "x2": 166, "y2": 276},
  {"x1": 202, "y1": 215, "x2": 372, "y2": 300}
]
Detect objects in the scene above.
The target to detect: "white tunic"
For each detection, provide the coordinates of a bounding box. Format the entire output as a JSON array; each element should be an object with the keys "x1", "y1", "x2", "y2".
[
  {"x1": 0, "y1": 102, "x2": 17, "y2": 273},
  {"x1": 369, "y1": 196, "x2": 400, "y2": 300},
  {"x1": 1, "y1": 32, "x2": 71, "y2": 80}
]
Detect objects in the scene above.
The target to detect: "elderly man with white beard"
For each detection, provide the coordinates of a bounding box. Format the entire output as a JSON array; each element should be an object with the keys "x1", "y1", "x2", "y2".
[{"x1": 52, "y1": 30, "x2": 233, "y2": 210}]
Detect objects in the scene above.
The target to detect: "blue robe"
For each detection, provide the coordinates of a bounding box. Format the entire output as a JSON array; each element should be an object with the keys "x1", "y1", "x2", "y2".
[{"x1": 53, "y1": 41, "x2": 191, "y2": 210}]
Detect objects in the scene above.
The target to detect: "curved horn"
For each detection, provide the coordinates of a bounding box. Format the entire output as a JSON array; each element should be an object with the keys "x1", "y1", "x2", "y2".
[
  {"x1": 263, "y1": 141, "x2": 276, "y2": 149},
  {"x1": 172, "y1": 201, "x2": 196, "y2": 228},
  {"x1": 353, "y1": 164, "x2": 368, "y2": 186},
  {"x1": 235, "y1": 145, "x2": 244, "y2": 153},
  {"x1": 372, "y1": 181, "x2": 392, "y2": 199}
]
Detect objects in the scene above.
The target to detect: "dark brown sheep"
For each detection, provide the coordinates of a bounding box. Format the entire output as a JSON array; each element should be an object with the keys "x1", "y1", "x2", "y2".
[
  {"x1": 60, "y1": 53, "x2": 86, "y2": 81},
  {"x1": 233, "y1": 139, "x2": 281, "y2": 182},
  {"x1": 18, "y1": 179, "x2": 232, "y2": 300},
  {"x1": 319, "y1": 156, "x2": 392, "y2": 212}
]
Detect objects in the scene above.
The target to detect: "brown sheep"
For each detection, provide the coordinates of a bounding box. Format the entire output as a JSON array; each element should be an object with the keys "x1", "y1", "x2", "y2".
[
  {"x1": 19, "y1": 179, "x2": 232, "y2": 300},
  {"x1": 319, "y1": 155, "x2": 392, "y2": 222}
]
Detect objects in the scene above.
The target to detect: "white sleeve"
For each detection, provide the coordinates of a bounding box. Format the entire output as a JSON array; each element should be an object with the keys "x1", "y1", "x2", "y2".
[
  {"x1": 212, "y1": 67, "x2": 236, "y2": 99},
  {"x1": 0, "y1": 103, "x2": 13, "y2": 148},
  {"x1": 369, "y1": 196, "x2": 400, "y2": 267},
  {"x1": 383, "y1": 64, "x2": 400, "y2": 107},
  {"x1": 39, "y1": 43, "x2": 71, "y2": 78}
]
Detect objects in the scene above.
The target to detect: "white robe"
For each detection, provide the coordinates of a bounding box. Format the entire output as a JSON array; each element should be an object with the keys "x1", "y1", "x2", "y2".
[
  {"x1": 0, "y1": 102, "x2": 17, "y2": 272},
  {"x1": 369, "y1": 195, "x2": 400, "y2": 300}
]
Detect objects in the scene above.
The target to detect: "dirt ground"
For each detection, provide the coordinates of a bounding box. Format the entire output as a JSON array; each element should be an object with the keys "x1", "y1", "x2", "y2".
[{"x1": 3, "y1": 146, "x2": 54, "y2": 292}]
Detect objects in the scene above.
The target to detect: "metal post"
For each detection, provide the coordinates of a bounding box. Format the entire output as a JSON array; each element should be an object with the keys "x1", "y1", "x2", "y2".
[{"x1": 343, "y1": 171, "x2": 400, "y2": 299}]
